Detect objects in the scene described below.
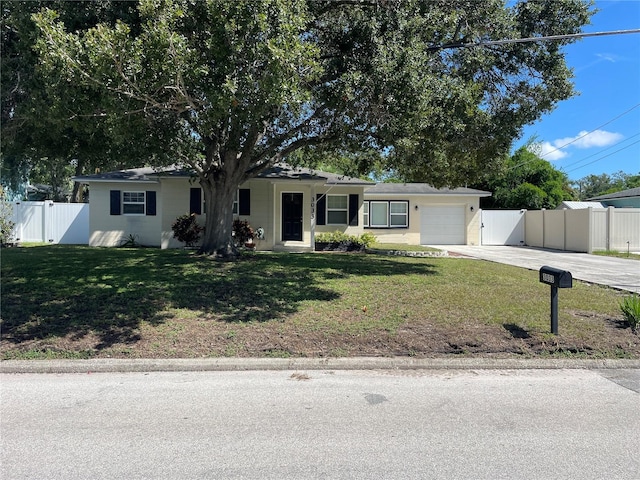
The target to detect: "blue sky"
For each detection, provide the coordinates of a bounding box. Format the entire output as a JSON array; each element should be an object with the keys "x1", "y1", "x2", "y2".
[{"x1": 516, "y1": 0, "x2": 640, "y2": 182}]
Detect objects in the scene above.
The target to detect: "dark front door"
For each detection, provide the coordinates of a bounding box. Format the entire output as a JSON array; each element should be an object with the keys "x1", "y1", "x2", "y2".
[{"x1": 282, "y1": 193, "x2": 303, "y2": 241}]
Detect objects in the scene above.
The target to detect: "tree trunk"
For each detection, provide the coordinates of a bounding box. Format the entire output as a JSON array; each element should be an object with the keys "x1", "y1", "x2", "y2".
[
  {"x1": 70, "y1": 159, "x2": 86, "y2": 203},
  {"x1": 198, "y1": 175, "x2": 238, "y2": 257}
]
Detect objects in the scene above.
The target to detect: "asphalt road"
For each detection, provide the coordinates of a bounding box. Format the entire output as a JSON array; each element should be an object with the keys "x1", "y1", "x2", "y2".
[
  {"x1": 438, "y1": 245, "x2": 640, "y2": 293},
  {"x1": 2, "y1": 368, "x2": 639, "y2": 479}
]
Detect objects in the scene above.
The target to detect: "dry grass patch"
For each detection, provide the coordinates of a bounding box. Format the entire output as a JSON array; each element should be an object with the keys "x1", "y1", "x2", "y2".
[{"x1": 1, "y1": 245, "x2": 637, "y2": 359}]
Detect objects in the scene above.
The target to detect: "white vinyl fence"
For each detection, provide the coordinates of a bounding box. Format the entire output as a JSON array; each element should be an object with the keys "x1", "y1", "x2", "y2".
[
  {"x1": 482, "y1": 207, "x2": 640, "y2": 253},
  {"x1": 12, "y1": 201, "x2": 89, "y2": 244}
]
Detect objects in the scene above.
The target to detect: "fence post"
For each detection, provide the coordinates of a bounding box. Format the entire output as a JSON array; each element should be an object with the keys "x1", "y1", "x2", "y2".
[
  {"x1": 541, "y1": 208, "x2": 546, "y2": 249},
  {"x1": 606, "y1": 207, "x2": 613, "y2": 251},
  {"x1": 563, "y1": 208, "x2": 567, "y2": 251},
  {"x1": 587, "y1": 207, "x2": 593, "y2": 254}
]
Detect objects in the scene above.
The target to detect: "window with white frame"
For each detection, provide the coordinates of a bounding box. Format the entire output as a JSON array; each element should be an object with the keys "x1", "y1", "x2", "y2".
[
  {"x1": 389, "y1": 201, "x2": 408, "y2": 227},
  {"x1": 122, "y1": 191, "x2": 145, "y2": 214},
  {"x1": 232, "y1": 190, "x2": 239, "y2": 215},
  {"x1": 363, "y1": 201, "x2": 369, "y2": 226},
  {"x1": 327, "y1": 195, "x2": 348, "y2": 224},
  {"x1": 364, "y1": 200, "x2": 408, "y2": 228}
]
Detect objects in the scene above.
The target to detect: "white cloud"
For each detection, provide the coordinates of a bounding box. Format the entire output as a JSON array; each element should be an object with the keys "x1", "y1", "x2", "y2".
[
  {"x1": 552, "y1": 130, "x2": 624, "y2": 149},
  {"x1": 536, "y1": 141, "x2": 569, "y2": 161},
  {"x1": 595, "y1": 53, "x2": 617, "y2": 63},
  {"x1": 531, "y1": 129, "x2": 624, "y2": 161}
]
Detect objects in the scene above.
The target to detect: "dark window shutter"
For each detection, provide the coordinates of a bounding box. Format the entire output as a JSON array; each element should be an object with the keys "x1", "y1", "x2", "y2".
[
  {"x1": 190, "y1": 188, "x2": 202, "y2": 215},
  {"x1": 146, "y1": 191, "x2": 156, "y2": 216},
  {"x1": 349, "y1": 194, "x2": 359, "y2": 226},
  {"x1": 316, "y1": 194, "x2": 326, "y2": 226},
  {"x1": 110, "y1": 190, "x2": 121, "y2": 215},
  {"x1": 239, "y1": 189, "x2": 250, "y2": 215}
]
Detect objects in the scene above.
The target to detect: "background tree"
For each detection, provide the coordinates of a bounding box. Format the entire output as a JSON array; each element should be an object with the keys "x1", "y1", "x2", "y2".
[
  {"x1": 474, "y1": 146, "x2": 575, "y2": 209},
  {"x1": 572, "y1": 171, "x2": 640, "y2": 200},
  {"x1": 13, "y1": 0, "x2": 592, "y2": 255},
  {"x1": 1, "y1": 1, "x2": 144, "y2": 202}
]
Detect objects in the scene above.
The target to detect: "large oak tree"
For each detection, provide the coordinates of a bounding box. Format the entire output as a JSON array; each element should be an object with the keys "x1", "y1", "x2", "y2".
[{"x1": 11, "y1": 0, "x2": 593, "y2": 255}]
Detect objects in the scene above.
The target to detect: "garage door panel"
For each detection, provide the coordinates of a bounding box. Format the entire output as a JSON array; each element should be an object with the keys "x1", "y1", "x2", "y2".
[{"x1": 421, "y1": 206, "x2": 465, "y2": 244}]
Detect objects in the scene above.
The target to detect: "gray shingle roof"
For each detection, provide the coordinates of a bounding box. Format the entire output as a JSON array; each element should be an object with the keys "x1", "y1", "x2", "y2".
[
  {"x1": 589, "y1": 187, "x2": 640, "y2": 201},
  {"x1": 74, "y1": 163, "x2": 374, "y2": 186},
  {"x1": 365, "y1": 183, "x2": 491, "y2": 196},
  {"x1": 257, "y1": 164, "x2": 374, "y2": 185},
  {"x1": 74, "y1": 166, "x2": 188, "y2": 183}
]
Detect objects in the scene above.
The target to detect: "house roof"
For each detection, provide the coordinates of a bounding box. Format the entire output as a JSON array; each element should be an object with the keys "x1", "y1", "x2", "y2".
[
  {"x1": 74, "y1": 164, "x2": 373, "y2": 186},
  {"x1": 588, "y1": 187, "x2": 640, "y2": 201},
  {"x1": 556, "y1": 201, "x2": 605, "y2": 210},
  {"x1": 365, "y1": 183, "x2": 491, "y2": 197},
  {"x1": 74, "y1": 166, "x2": 186, "y2": 183},
  {"x1": 256, "y1": 164, "x2": 373, "y2": 185}
]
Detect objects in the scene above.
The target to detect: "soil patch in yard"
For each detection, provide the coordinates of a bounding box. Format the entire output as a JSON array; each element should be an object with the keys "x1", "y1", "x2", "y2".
[{"x1": 1, "y1": 246, "x2": 638, "y2": 360}]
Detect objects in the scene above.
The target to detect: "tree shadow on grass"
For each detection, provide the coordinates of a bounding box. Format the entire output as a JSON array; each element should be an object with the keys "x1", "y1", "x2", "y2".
[{"x1": 0, "y1": 247, "x2": 439, "y2": 351}]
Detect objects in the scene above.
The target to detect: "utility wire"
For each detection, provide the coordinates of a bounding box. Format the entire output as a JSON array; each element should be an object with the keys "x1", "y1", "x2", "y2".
[
  {"x1": 510, "y1": 103, "x2": 640, "y2": 172},
  {"x1": 561, "y1": 131, "x2": 640, "y2": 171},
  {"x1": 564, "y1": 139, "x2": 640, "y2": 174},
  {"x1": 428, "y1": 29, "x2": 640, "y2": 51},
  {"x1": 538, "y1": 103, "x2": 640, "y2": 161}
]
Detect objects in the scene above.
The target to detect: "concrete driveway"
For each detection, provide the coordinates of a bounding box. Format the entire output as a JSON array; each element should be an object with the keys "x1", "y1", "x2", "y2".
[{"x1": 435, "y1": 245, "x2": 640, "y2": 293}]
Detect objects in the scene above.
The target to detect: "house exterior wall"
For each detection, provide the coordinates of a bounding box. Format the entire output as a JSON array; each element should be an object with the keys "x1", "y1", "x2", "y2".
[
  {"x1": 85, "y1": 176, "x2": 484, "y2": 249},
  {"x1": 314, "y1": 186, "x2": 366, "y2": 236},
  {"x1": 272, "y1": 183, "x2": 364, "y2": 250},
  {"x1": 362, "y1": 194, "x2": 482, "y2": 245},
  {"x1": 157, "y1": 177, "x2": 276, "y2": 250},
  {"x1": 89, "y1": 182, "x2": 161, "y2": 247}
]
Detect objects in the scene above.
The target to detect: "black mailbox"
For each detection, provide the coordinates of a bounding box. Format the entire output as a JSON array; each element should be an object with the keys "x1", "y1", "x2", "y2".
[
  {"x1": 539, "y1": 266, "x2": 572, "y2": 288},
  {"x1": 539, "y1": 266, "x2": 572, "y2": 335}
]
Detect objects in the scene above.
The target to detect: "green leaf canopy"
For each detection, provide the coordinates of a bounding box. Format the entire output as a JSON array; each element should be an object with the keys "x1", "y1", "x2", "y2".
[{"x1": 7, "y1": 0, "x2": 594, "y2": 253}]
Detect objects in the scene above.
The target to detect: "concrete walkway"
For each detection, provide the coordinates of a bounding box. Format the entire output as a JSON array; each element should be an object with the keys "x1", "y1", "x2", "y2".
[{"x1": 435, "y1": 245, "x2": 640, "y2": 293}]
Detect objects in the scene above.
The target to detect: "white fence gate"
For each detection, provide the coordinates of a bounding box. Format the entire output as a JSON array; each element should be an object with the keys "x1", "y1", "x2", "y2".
[
  {"x1": 481, "y1": 210, "x2": 525, "y2": 246},
  {"x1": 12, "y1": 201, "x2": 89, "y2": 244}
]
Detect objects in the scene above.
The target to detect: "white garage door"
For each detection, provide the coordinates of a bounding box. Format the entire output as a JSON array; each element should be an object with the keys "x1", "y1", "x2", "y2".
[{"x1": 420, "y1": 206, "x2": 466, "y2": 245}]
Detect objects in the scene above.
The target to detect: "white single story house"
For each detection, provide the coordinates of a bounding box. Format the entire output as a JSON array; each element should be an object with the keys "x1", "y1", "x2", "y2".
[{"x1": 74, "y1": 164, "x2": 491, "y2": 251}]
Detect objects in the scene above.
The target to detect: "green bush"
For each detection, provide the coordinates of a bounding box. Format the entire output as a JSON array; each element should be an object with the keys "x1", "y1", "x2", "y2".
[
  {"x1": 171, "y1": 214, "x2": 203, "y2": 247},
  {"x1": 620, "y1": 294, "x2": 640, "y2": 333},
  {"x1": 359, "y1": 232, "x2": 377, "y2": 248},
  {"x1": 233, "y1": 219, "x2": 254, "y2": 245},
  {"x1": 315, "y1": 231, "x2": 376, "y2": 251},
  {"x1": 0, "y1": 189, "x2": 15, "y2": 246}
]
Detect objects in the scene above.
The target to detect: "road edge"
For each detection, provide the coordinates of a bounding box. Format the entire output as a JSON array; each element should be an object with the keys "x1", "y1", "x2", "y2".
[{"x1": 2, "y1": 357, "x2": 639, "y2": 374}]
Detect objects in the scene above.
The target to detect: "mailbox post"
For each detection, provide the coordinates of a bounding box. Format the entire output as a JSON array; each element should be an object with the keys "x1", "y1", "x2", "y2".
[{"x1": 539, "y1": 266, "x2": 573, "y2": 335}]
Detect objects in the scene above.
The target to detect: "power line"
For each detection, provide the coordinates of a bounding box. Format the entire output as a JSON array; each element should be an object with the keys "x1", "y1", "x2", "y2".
[
  {"x1": 564, "y1": 139, "x2": 640, "y2": 174},
  {"x1": 538, "y1": 103, "x2": 640, "y2": 160},
  {"x1": 561, "y1": 132, "x2": 640, "y2": 171},
  {"x1": 428, "y1": 29, "x2": 640, "y2": 51}
]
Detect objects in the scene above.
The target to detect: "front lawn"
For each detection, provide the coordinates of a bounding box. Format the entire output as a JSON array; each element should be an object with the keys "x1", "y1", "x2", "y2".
[{"x1": 1, "y1": 245, "x2": 637, "y2": 359}]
